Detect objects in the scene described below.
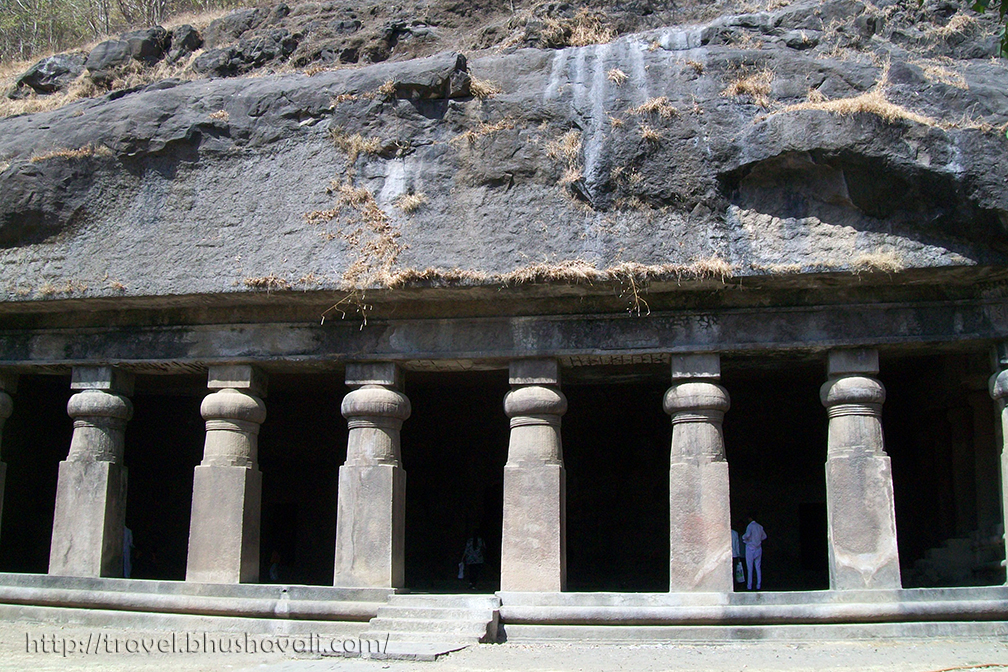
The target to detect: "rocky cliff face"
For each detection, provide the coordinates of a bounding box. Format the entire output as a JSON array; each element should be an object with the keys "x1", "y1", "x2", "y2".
[{"x1": 0, "y1": 0, "x2": 1007, "y2": 304}]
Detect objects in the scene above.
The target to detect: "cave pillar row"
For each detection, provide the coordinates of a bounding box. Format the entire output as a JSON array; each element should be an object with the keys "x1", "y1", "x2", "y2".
[
  {"x1": 987, "y1": 343, "x2": 1008, "y2": 584},
  {"x1": 664, "y1": 354, "x2": 734, "y2": 593},
  {"x1": 186, "y1": 365, "x2": 267, "y2": 584},
  {"x1": 821, "y1": 349, "x2": 902, "y2": 590},
  {"x1": 49, "y1": 366, "x2": 133, "y2": 578},
  {"x1": 334, "y1": 363, "x2": 409, "y2": 588},
  {"x1": 501, "y1": 358, "x2": 567, "y2": 592},
  {"x1": 0, "y1": 372, "x2": 16, "y2": 547}
]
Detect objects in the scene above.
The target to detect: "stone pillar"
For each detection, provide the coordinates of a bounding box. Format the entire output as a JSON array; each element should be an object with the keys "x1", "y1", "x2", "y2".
[
  {"x1": 0, "y1": 373, "x2": 17, "y2": 545},
  {"x1": 987, "y1": 344, "x2": 1008, "y2": 583},
  {"x1": 821, "y1": 349, "x2": 901, "y2": 590},
  {"x1": 664, "y1": 354, "x2": 733, "y2": 593},
  {"x1": 186, "y1": 365, "x2": 267, "y2": 584},
  {"x1": 501, "y1": 359, "x2": 567, "y2": 592},
  {"x1": 49, "y1": 366, "x2": 134, "y2": 578},
  {"x1": 334, "y1": 363, "x2": 409, "y2": 588}
]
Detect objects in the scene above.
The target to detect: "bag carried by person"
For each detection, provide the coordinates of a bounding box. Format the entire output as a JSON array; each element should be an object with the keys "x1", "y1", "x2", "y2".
[{"x1": 735, "y1": 559, "x2": 745, "y2": 583}]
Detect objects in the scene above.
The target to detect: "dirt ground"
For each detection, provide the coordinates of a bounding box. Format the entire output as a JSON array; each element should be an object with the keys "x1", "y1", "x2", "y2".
[{"x1": 2, "y1": 619, "x2": 1007, "y2": 672}]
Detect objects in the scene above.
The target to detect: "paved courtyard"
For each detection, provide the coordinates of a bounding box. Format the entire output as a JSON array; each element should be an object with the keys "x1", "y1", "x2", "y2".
[{"x1": 1, "y1": 619, "x2": 1006, "y2": 672}]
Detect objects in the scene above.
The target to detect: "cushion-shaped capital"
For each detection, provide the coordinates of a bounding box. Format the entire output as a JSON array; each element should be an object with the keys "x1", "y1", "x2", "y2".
[
  {"x1": 504, "y1": 385, "x2": 567, "y2": 418},
  {"x1": 989, "y1": 369, "x2": 1008, "y2": 402},
  {"x1": 341, "y1": 385, "x2": 411, "y2": 421},
  {"x1": 820, "y1": 375, "x2": 885, "y2": 408},
  {"x1": 663, "y1": 381, "x2": 730, "y2": 416},
  {"x1": 201, "y1": 388, "x2": 267, "y2": 425},
  {"x1": 67, "y1": 389, "x2": 133, "y2": 421}
]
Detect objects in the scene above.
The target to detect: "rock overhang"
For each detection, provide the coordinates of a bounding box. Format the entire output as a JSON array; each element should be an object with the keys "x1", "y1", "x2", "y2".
[{"x1": 1, "y1": 0, "x2": 1007, "y2": 308}]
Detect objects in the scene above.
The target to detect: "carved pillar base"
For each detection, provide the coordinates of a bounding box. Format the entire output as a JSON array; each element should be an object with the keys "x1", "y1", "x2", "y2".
[
  {"x1": 501, "y1": 359, "x2": 567, "y2": 592},
  {"x1": 821, "y1": 350, "x2": 901, "y2": 590},
  {"x1": 665, "y1": 355, "x2": 733, "y2": 593},
  {"x1": 50, "y1": 367, "x2": 133, "y2": 578},
  {"x1": 334, "y1": 363, "x2": 409, "y2": 588}
]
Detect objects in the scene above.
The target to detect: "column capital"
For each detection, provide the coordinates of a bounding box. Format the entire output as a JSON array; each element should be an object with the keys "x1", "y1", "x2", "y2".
[
  {"x1": 208, "y1": 364, "x2": 268, "y2": 398},
  {"x1": 509, "y1": 358, "x2": 560, "y2": 387},
  {"x1": 989, "y1": 368, "x2": 1008, "y2": 403},
  {"x1": 71, "y1": 366, "x2": 134, "y2": 396},
  {"x1": 671, "y1": 353, "x2": 720, "y2": 380},
  {"x1": 826, "y1": 349, "x2": 879, "y2": 378},
  {"x1": 346, "y1": 362, "x2": 403, "y2": 390}
]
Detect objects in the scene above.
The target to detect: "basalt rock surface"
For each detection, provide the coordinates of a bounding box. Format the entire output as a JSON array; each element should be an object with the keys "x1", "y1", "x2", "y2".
[{"x1": 0, "y1": 0, "x2": 1007, "y2": 304}]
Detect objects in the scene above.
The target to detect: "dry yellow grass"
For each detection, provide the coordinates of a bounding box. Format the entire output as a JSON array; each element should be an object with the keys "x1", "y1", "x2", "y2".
[
  {"x1": 639, "y1": 124, "x2": 662, "y2": 143},
  {"x1": 469, "y1": 76, "x2": 503, "y2": 99},
  {"x1": 450, "y1": 117, "x2": 516, "y2": 147},
  {"x1": 29, "y1": 143, "x2": 113, "y2": 162},
  {"x1": 395, "y1": 192, "x2": 427, "y2": 214},
  {"x1": 807, "y1": 87, "x2": 827, "y2": 103},
  {"x1": 545, "y1": 129, "x2": 583, "y2": 166},
  {"x1": 609, "y1": 115, "x2": 624, "y2": 128},
  {"x1": 329, "y1": 128, "x2": 382, "y2": 162},
  {"x1": 209, "y1": 109, "x2": 229, "y2": 121},
  {"x1": 244, "y1": 273, "x2": 291, "y2": 291},
  {"x1": 685, "y1": 59, "x2": 704, "y2": 75},
  {"x1": 779, "y1": 88, "x2": 936, "y2": 126},
  {"x1": 0, "y1": 161, "x2": 9, "y2": 173},
  {"x1": 851, "y1": 249, "x2": 905, "y2": 274},
  {"x1": 627, "y1": 96, "x2": 678, "y2": 119},
  {"x1": 607, "y1": 68, "x2": 628, "y2": 86},
  {"x1": 377, "y1": 79, "x2": 397, "y2": 99},
  {"x1": 915, "y1": 60, "x2": 967, "y2": 90},
  {"x1": 927, "y1": 13, "x2": 978, "y2": 40},
  {"x1": 558, "y1": 167, "x2": 583, "y2": 185},
  {"x1": 722, "y1": 69, "x2": 773, "y2": 108},
  {"x1": 331, "y1": 93, "x2": 358, "y2": 104}
]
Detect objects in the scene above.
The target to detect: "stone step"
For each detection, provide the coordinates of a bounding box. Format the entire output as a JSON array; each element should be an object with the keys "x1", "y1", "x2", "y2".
[
  {"x1": 386, "y1": 594, "x2": 500, "y2": 609},
  {"x1": 376, "y1": 606, "x2": 496, "y2": 621},
  {"x1": 367, "y1": 616, "x2": 494, "y2": 637},
  {"x1": 359, "y1": 630, "x2": 480, "y2": 645}
]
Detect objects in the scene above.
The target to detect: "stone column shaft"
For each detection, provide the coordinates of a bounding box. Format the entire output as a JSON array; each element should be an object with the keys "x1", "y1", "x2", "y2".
[
  {"x1": 334, "y1": 363, "x2": 409, "y2": 588},
  {"x1": 0, "y1": 373, "x2": 16, "y2": 547},
  {"x1": 988, "y1": 353, "x2": 1008, "y2": 583},
  {"x1": 186, "y1": 365, "x2": 267, "y2": 584},
  {"x1": 501, "y1": 358, "x2": 567, "y2": 592},
  {"x1": 664, "y1": 354, "x2": 733, "y2": 593},
  {"x1": 50, "y1": 367, "x2": 133, "y2": 578},
  {"x1": 821, "y1": 349, "x2": 901, "y2": 590}
]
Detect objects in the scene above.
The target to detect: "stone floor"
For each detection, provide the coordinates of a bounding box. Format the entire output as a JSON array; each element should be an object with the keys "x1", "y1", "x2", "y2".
[{"x1": 2, "y1": 619, "x2": 1007, "y2": 672}]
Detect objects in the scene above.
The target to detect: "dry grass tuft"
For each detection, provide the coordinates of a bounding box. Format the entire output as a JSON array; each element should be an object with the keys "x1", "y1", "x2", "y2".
[
  {"x1": 685, "y1": 59, "x2": 705, "y2": 75},
  {"x1": 851, "y1": 249, "x2": 905, "y2": 274},
  {"x1": 304, "y1": 208, "x2": 338, "y2": 226},
  {"x1": 627, "y1": 96, "x2": 678, "y2": 119},
  {"x1": 607, "y1": 68, "x2": 628, "y2": 86},
  {"x1": 0, "y1": 161, "x2": 9, "y2": 173},
  {"x1": 639, "y1": 124, "x2": 662, "y2": 143},
  {"x1": 395, "y1": 192, "x2": 428, "y2": 214},
  {"x1": 779, "y1": 88, "x2": 935, "y2": 126},
  {"x1": 609, "y1": 115, "x2": 624, "y2": 128},
  {"x1": 29, "y1": 143, "x2": 113, "y2": 163},
  {"x1": 331, "y1": 93, "x2": 358, "y2": 105},
  {"x1": 807, "y1": 87, "x2": 827, "y2": 103},
  {"x1": 377, "y1": 79, "x2": 397, "y2": 99},
  {"x1": 469, "y1": 76, "x2": 503, "y2": 99},
  {"x1": 450, "y1": 117, "x2": 516, "y2": 147},
  {"x1": 928, "y1": 13, "x2": 978, "y2": 40},
  {"x1": 244, "y1": 273, "x2": 291, "y2": 291},
  {"x1": 558, "y1": 167, "x2": 583, "y2": 185},
  {"x1": 570, "y1": 9, "x2": 616, "y2": 46},
  {"x1": 545, "y1": 129, "x2": 583, "y2": 166},
  {"x1": 209, "y1": 109, "x2": 229, "y2": 121},
  {"x1": 722, "y1": 69, "x2": 773, "y2": 108},
  {"x1": 329, "y1": 128, "x2": 382, "y2": 162},
  {"x1": 915, "y1": 60, "x2": 967, "y2": 89}
]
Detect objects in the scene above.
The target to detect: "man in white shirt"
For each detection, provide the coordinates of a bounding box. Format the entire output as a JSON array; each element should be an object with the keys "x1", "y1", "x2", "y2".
[{"x1": 742, "y1": 517, "x2": 767, "y2": 590}]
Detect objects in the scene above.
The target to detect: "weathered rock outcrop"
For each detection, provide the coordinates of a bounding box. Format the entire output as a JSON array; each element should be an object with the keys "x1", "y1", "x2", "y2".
[{"x1": 0, "y1": 0, "x2": 1006, "y2": 303}]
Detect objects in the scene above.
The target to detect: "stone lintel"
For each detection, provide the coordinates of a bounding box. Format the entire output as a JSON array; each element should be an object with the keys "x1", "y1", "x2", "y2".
[
  {"x1": 70, "y1": 366, "x2": 134, "y2": 395},
  {"x1": 671, "y1": 354, "x2": 720, "y2": 380},
  {"x1": 0, "y1": 372, "x2": 17, "y2": 394},
  {"x1": 827, "y1": 349, "x2": 879, "y2": 378},
  {"x1": 509, "y1": 358, "x2": 560, "y2": 386},
  {"x1": 207, "y1": 364, "x2": 268, "y2": 397},
  {"x1": 345, "y1": 362, "x2": 403, "y2": 390}
]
